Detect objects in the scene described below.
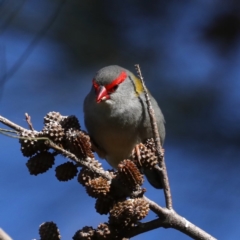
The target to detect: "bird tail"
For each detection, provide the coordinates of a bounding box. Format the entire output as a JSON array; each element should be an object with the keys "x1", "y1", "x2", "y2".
[{"x1": 142, "y1": 167, "x2": 163, "y2": 189}]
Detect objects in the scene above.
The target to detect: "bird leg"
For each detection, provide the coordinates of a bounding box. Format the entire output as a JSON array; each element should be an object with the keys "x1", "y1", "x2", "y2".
[{"x1": 134, "y1": 144, "x2": 142, "y2": 167}]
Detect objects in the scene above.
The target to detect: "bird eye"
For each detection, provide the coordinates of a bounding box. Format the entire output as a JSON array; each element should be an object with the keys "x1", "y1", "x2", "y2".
[
  {"x1": 113, "y1": 85, "x2": 118, "y2": 91},
  {"x1": 108, "y1": 84, "x2": 118, "y2": 93}
]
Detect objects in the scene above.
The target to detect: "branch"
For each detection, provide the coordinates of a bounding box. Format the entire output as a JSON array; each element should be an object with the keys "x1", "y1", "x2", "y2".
[
  {"x1": 0, "y1": 228, "x2": 12, "y2": 240},
  {"x1": 126, "y1": 218, "x2": 165, "y2": 238},
  {"x1": 135, "y1": 64, "x2": 173, "y2": 210},
  {"x1": 45, "y1": 140, "x2": 112, "y2": 181},
  {"x1": 0, "y1": 114, "x2": 217, "y2": 240},
  {"x1": 25, "y1": 113, "x2": 34, "y2": 131},
  {"x1": 0, "y1": 115, "x2": 27, "y2": 132},
  {"x1": 125, "y1": 208, "x2": 216, "y2": 240}
]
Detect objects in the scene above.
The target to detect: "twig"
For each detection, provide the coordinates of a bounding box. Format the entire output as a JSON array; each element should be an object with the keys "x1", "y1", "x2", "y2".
[
  {"x1": 25, "y1": 113, "x2": 34, "y2": 131},
  {"x1": 143, "y1": 196, "x2": 167, "y2": 217},
  {"x1": 0, "y1": 228, "x2": 12, "y2": 240},
  {"x1": 0, "y1": 115, "x2": 27, "y2": 132},
  {"x1": 0, "y1": 128, "x2": 18, "y2": 134},
  {"x1": 45, "y1": 140, "x2": 113, "y2": 181},
  {"x1": 135, "y1": 64, "x2": 173, "y2": 210},
  {"x1": 125, "y1": 218, "x2": 164, "y2": 238},
  {"x1": 0, "y1": 129, "x2": 21, "y2": 139}
]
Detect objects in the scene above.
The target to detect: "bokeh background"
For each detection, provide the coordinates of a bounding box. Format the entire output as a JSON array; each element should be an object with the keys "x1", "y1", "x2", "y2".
[{"x1": 1, "y1": 0, "x2": 240, "y2": 239}]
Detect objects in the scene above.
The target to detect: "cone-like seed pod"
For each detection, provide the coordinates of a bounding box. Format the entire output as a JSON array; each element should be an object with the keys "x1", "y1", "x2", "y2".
[
  {"x1": 78, "y1": 159, "x2": 103, "y2": 186},
  {"x1": 65, "y1": 129, "x2": 94, "y2": 158},
  {"x1": 73, "y1": 226, "x2": 96, "y2": 240},
  {"x1": 95, "y1": 223, "x2": 111, "y2": 239},
  {"x1": 131, "y1": 143, "x2": 158, "y2": 169},
  {"x1": 95, "y1": 197, "x2": 114, "y2": 215},
  {"x1": 86, "y1": 177, "x2": 110, "y2": 198},
  {"x1": 60, "y1": 115, "x2": 81, "y2": 131},
  {"x1": 44, "y1": 111, "x2": 63, "y2": 125},
  {"x1": 55, "y1": 162, "x2": 78, "y2": 181},
  {"x1": 109, "y1": 198, "x2": 149, "y2": 227},
  {"x1": 144, "y1": 138, "x2": 164, "y2": 158},
  {"x1": 39, "y1": 221, "x2": 61, "y2": 240},
  {"x1": 19, "y1": 130, "x2": 48, "y2": 157},
  {"x1": 42, "y1": 122, "x2": 65, "y2": 143},
  {"x1": 144, "y1": 138, "x2": 157, "y2": 154},
  {"x1": 78, "y1": 167, "x2": 95, "y2": 186},
  {"x1": 117, "y1": 160, "x2": 144, "y2": 191},
  {"x1": 95, "y1": 223, "x2": 117, "y2": 240},
  {"x1": 26, "y1": 152, "x2": 55, "y2": 175},
  {"x1": 131, "y1": 198, "x2": 150, "y2": 220}
]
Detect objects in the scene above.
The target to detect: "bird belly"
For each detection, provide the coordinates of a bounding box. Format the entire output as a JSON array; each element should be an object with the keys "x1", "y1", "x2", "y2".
[{"x1": 95, "y1": 126, "x2": 139, "y2": 168}]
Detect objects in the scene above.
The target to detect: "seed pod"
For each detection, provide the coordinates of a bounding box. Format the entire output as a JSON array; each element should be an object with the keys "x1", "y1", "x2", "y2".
[
  {"x1": 55, "y1": 162, "x2": 78, "y2": 181},
  {"x1": 39, "y1": 221, "x2": 61, "y2": 240},
  {"x1": 26, "y1": 152, "x2": 55, "y2": 175}
]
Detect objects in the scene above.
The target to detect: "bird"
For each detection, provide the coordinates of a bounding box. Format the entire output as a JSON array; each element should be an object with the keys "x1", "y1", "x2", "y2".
[{"x1": 84, "y1": 65, "x2": 165, "y2": 189}]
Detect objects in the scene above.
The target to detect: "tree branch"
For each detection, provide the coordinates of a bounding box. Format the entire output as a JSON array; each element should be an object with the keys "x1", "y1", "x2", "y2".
[
  {"x1": 135, "y1": 64, "x2": 173, "y2": 210},
  {"x1": 0, "y1": 114, "x2": 217, "y2": 240},
  {"x1": 141, "y1": 196, "x2": 216, "y2": 239},
  {"x1": 0, "y1": 228, "x2": 12, "y2": 240},
  {"x1": 25, "y1": 113, "x2": 34, "y2": 131},
  {"x1": 125, "y1": 209, "x2": 216, "y2": 240},
  {"x1": 45, "y1": 140, "x2": 113, "y2": 180},
  {"x1": 0, "y1": 115, "x2": 27, "y2": 132}
]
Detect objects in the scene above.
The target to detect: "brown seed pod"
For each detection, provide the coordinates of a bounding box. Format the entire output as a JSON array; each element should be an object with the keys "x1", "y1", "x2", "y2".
[
  {"x1": 19, "y1": 130, "x2": 48, "y2": 157},
  {"x1": 95, "y1": 223, "x2": 111, "y2": 239},
  {"x1": 117, "y1": 159, "x2": 144, "y2": 191},
  {"x1": 78, "y1": 167, "x2": 94, "y2": 186},
  {"x1": 130, "y1": 198, "x2": 150, "y2": 221},
  {"x1": 60, "y1": 115, "x2": 81, "y2": 131},
  {"x1": 85, "y1": 177, "x2": 111, "y2": 198},
  {"x1": 77, "y1": 159, "x2": 103, "y2": 187},
  {"x1": 44, "y1": 111, "x2": 63, "y2": 125},
  {"x1": 95, "y1": 223, "x2": 120, "y2": 240},
  {"x1": 131, "y1": 143, "x2": 158, "y2": 169},
  {"x1": 144, "y1": 138, "x2": 157, "y2": 153},
  {"x1": 42, "y1": 122, "x2": 65, "y2": 143},
  {"x1": 26, "y1": 151, "x2": 55, "y2": 175},
  {"x1": 72, "y1": 226, "x2": 96, "y2": 240},
  {"x1": 39, "y1": 221, "x2": 61, "y2": 240},
  {"x1": 95, "y1": 197, "x2": 114, "y2": 215},
  {"x1": 109, "y1": 198, "x2": 149, "y2": 227},
  {"x1": 65, "y1": 129, "x2": 94, "y2": 158},
  {"x1": 55, "y1": 162, "x2": 78, "y2": 181}
]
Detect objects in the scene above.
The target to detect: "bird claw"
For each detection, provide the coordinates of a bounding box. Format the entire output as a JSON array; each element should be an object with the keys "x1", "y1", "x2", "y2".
[{"x1": 134, "y1": 144, "x2": 142, "y2": 167}]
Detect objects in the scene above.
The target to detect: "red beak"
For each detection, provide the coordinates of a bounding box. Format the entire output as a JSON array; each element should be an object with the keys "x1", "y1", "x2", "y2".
[{"x1": 96, "y1": 86, "x2": 109, "y2": 103}]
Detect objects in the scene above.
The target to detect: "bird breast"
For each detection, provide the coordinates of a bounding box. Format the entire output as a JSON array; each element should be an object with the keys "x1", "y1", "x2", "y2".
[{"x1": 84, "y1": 93, "x2": 143, "y2": 168}]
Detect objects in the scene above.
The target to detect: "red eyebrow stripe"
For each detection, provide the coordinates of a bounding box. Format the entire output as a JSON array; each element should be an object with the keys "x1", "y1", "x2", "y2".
[{"x1": 105, "y1": 71, "x2": 127, "y2": 90}]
